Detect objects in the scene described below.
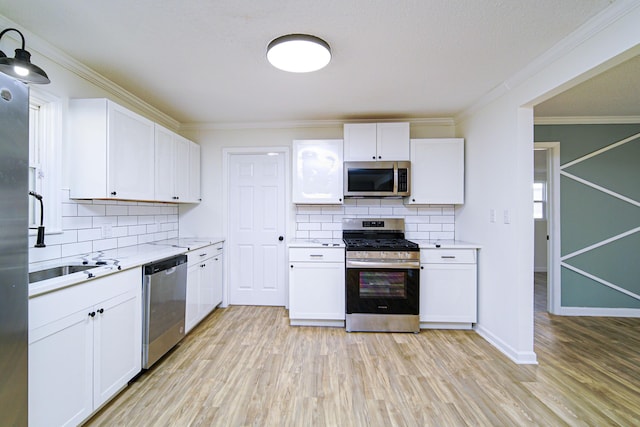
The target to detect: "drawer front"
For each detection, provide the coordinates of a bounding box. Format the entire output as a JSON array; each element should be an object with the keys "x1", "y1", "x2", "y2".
[
  {"x1": 188, "y1": 245, "x2": 216, "y2": 267},
  {"x1": 289, "y1": 247, "x2": 345, "y2": 263},
  {"x1": 421, "y1": 249, "x2": 476, "y2": 264}
]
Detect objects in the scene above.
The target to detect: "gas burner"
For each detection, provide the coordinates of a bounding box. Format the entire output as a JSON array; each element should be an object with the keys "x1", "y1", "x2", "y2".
[{"x1": 343, "y1": 238, "x2": 419, "y2": 251}]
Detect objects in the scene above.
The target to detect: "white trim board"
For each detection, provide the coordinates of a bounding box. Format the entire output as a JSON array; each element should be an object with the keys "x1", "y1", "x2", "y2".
[
  {"x1": 474, "y1": 325, "x2": 538, "y2": 365},
  {"x1": 557, "y1": 307, "x2": 640, "y2": 317}
]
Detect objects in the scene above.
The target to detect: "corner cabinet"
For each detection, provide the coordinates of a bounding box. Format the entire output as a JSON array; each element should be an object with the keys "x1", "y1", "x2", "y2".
[
  {"x1": 419, "y1": 248, "x2": 477, "y2": 329},
  {"x1": 186, "y1": 242, "x2": 224, "y2": 333},
  {"x1": 69, "y1": 98, "x2": 155, "y2": 201},
  {"x1": 292, "y1": 139, "x2": 344, "y2": 204},
  {"x1": 288, "y1": 246, "x2": 345, "y2": 326},
  {"x1": 344, "y1": 122, "x2": 410, "y2": 161},
  {"x1": 155, "y1": 125, "x2": 201, "y2": 203},
  {"x1": 28, "y1": 268, "x2": 142, "y2": 427},
  {"x1": 406, "y1": 138, "x2": 464, "y2": 205}
]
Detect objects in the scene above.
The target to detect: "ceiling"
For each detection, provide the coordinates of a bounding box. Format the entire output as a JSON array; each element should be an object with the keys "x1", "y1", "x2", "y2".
[{"x1": 0, "y1": 0, "x2": 634, "y2": 126}]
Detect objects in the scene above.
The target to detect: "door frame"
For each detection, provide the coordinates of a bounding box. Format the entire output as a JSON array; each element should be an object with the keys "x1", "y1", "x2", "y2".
[
  {"x1": 222, "y1": 146, "x2": 292, "y2": 308},
  {"x1": 534, "y1": 142, "x2": 561, "y2": 314}
]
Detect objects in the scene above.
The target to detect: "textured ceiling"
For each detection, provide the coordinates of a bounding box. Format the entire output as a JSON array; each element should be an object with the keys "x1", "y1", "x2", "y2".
[{"x1": 0, "y1": 0, "x2": 627, "y2": 125}]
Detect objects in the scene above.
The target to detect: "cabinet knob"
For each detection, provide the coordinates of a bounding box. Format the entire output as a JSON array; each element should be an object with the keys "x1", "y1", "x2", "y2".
[
  {"x1": 290, "y1": 265, "x2": 293, "y2": 268},
  {"x1": 378, "y1": 156, "x2": 381, "y2": 159},
  {"x1": 372, "y1": 156, "x2": 376, "y2": 160},
  {"x1": 339, "y1": 198, "x2": 342, "y2": 202},
  {"x1": 278, "y1": 236, "x2": 284, "y2": 242},
  {"x1": 110, "y1": 191, "x2": 117, "y2": 196},
  {"x1": 420, "y1": 266, "x2": 424, "y2": 270},
  {"x1": 97, "y1": 308, "x2": 104, "y2": 314},
  {"x1": 412, "y1": 198, "x2": 416, "y2": 202},
  {"x1": 88, "y1": 311, "x2": 96, "y2": 317}
]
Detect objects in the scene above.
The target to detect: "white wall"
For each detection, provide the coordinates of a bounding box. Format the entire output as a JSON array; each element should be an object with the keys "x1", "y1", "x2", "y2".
[{"x1": 455, "y1": 3, "x2": 640, "y2": 364}]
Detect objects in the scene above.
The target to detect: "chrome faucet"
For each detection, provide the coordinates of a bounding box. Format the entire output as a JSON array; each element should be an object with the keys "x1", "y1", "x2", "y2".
[{"x1": 28, "y1": 191, "x2": 46, "y2": 247}]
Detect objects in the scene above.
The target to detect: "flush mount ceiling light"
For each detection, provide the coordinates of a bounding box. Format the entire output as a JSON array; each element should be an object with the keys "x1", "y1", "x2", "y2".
[
  {"x1": 267, "y1": 34, "x2": 331, "y2": 73},
  {"x1": 0, "y1": 28, "x2": 50, "y2": 84}
]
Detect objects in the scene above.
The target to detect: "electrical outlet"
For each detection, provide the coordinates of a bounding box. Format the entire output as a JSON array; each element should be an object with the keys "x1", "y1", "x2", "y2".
[
  {"x1": 503, "y1": 209, "x2": 511, "y2": 224},
  {"x1": 489, "y1": 209, "x2": 496, "y2": 223}
]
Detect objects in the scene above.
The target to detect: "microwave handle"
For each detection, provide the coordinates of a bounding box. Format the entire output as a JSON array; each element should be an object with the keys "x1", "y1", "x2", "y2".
[{"x1": 393, "y1": 162, "x2": 398, "y2": 195}]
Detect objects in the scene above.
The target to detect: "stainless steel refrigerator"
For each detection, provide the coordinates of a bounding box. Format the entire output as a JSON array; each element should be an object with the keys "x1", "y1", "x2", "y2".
[{"x1": 0, "y1": 72, "x2": 29, "y2": 425}]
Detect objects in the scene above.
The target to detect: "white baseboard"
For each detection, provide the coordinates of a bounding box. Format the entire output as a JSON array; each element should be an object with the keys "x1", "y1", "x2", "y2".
[
  {"x1": 475, "y1": 325, "x2": 538, "y2": 365},
  {"x1": 557, "y1": 306, "x2": 640, "y2": 317}
]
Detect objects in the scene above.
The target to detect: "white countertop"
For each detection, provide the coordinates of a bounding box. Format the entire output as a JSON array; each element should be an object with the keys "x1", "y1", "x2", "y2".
[
  {"x1": 412, "y1": 240, "x2": 481, "y2": 249},
  {"x1": 288, "y1": 239, "x2": 345, "y2": 248},
  {"x1": 28, "y1": 237, "x2": 225, "y2": 297}
]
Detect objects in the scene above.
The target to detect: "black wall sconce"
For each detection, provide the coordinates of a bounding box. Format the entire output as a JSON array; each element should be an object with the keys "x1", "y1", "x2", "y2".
[{"x1": 0, "y1": 27, "x2": 50, "y2": 84}]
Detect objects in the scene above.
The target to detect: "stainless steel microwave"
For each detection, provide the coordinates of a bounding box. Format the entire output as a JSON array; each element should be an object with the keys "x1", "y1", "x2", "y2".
[{"x1": 344, "y1": 161, "x2": 410, "y2": 197}]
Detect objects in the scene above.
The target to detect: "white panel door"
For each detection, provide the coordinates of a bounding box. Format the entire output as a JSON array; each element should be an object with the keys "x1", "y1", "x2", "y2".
[{"x1": 228, "y1": 153, "x2": 286, "y2": 305}]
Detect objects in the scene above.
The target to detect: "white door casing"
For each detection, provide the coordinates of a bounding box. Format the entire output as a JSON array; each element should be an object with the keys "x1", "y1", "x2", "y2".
[
  {"x1": 226, "y1": 151, "x2": 288, "y2": 306},
  {"x1": 534, "y1": 142, "x2": 561, "y2": 314}
]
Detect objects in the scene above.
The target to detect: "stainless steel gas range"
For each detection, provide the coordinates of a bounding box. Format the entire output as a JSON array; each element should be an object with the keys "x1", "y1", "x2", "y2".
[{"x1": 342, "y1": 218, "x2": 420, "y2": 333}]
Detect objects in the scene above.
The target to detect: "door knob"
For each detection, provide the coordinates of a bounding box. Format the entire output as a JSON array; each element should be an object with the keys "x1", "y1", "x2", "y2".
[{"x1": 278, "y1": 236, "x2": 284, "y2": 241}]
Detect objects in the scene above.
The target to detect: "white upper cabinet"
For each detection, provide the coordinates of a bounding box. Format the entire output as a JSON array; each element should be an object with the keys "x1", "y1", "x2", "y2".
[
  {"x1": 406, "y1": 138, "x2": 464, "y2": 205},
  {"x1": 154, "y1": 124, "x2": 177, "y2": 202},
  {"x1": 154, "y1": 125, "x2": 194, "y2": 203},
  {"x1": 343, "y1": 122, "x2": 410, "y2": 161},
  {"x1": 69, "y1": 98, "x2": 201, "y2": 203},
  {"x1": 188, "y1": 141, "x2": 201, "y2": 203},
  {"x1": 69, "y1": 99, "x2": 156, "y2": 201},
  {"x1": 292, "y1": 139, "x2": 343, "y2": 204}
]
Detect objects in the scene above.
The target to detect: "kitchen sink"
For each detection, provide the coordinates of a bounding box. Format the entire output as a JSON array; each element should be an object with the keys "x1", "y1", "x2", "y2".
[{"x1": 29, "y1": 265, "x2": 97, "y2": 283}]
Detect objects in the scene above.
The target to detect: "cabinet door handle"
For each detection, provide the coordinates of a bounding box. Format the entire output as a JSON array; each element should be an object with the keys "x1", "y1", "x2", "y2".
[
  {"x1": 110, "y1": 191, "x2": 117, "y2": 196},
  {"x1": 97, "y1": 308, "x2": 104, "y2": 314},
  {"x1": 441, "y1": 256, "x2": 456, "y2": 259},
  {"x1": 200, "y1": 253, "x2": 207, "y2": 257},
  {"x1": 309, "y1": 254, "x2": 324, "y2": 258},
  {"x1": 88, "y1": 311, "x2": 96, "y2": 317}
]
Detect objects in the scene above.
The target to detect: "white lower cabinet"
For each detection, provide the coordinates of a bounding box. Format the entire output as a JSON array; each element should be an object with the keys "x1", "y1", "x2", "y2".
[
  {"x1": 420, "y1": 248, "x2": 477, "y2": 329},
  {"x1": 28, "y1": 268, "x2": 142, "y2": 427},
  {"x1": 186, "y1": 243, "x2": 224, "y2": 333},
  {"x1": 288, "y1": 247, "x2": 345, "y2": 326}
]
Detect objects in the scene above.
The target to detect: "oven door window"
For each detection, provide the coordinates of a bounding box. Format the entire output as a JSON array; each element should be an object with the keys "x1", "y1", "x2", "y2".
[
  {"x1": 359, "y1": 271, "x2": 406, "y2": 298},
  {"x1": 346, "y1": 268, "x2": 419, "y2": 314}
]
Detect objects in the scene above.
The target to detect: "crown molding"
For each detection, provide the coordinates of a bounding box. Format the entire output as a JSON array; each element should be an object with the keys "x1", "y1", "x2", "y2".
[
  {"x1": 0, "y1": 14, "x2": 180, "y2": 130},
  {"x1": 455, "y1": 0, "x2": 640, "y2": 125},
  {"x1": 180, "y1": 117, "x2": 455, "y2": 131},
  {"x1": 535, "y1": 116, "x2": 640, "y2": 125}
]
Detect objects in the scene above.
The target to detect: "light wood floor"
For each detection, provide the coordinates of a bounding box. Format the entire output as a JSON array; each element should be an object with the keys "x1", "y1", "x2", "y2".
[{"x1": 86, "y1": 274, "x2": 640, "y2": 426}]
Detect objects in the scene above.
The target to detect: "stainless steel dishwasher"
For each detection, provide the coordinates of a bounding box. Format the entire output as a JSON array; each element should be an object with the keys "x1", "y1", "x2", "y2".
[{"x1": 142, "y1": 254, "x2": 188, "y2": 369}]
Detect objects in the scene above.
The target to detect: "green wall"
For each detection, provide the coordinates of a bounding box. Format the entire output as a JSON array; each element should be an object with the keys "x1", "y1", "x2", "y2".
[{"x1": 535, "y1": 124, "x2": 640, "y2": 310}]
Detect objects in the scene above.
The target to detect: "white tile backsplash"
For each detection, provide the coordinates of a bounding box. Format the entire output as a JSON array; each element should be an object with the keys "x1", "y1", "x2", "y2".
[
  {"x1": 29, "y1": 189, "x2": 180, "y2": 263},
  {"x1": 295, "y1": 199, "x2": 455, "y2": 240}
]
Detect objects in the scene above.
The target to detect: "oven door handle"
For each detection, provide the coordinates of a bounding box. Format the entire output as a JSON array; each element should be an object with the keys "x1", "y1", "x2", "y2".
[{"x1": 346, "y1": 260, "x2": 420, "y2": 269}]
